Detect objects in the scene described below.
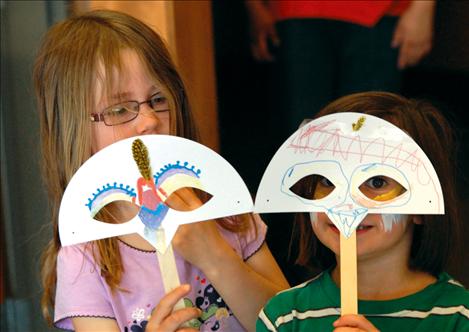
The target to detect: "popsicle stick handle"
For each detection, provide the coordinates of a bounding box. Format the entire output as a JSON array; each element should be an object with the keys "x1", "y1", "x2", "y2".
[
  {"x1": 340, "y1": 231, "x2": 358, "y2": 315},
  {"x1": 156, "y1": 229, "x2": 186, "y2": 311}
]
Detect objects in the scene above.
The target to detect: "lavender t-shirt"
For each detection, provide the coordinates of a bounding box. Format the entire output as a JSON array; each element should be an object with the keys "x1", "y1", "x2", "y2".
[{"x1": 54, "y1": 215, "x2": 267, "y2": 331}]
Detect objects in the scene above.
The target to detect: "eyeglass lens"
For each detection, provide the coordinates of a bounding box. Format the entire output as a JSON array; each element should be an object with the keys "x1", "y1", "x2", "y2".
[{"x1": 103, "y1": 93, "x2": 169, "y2": 126}]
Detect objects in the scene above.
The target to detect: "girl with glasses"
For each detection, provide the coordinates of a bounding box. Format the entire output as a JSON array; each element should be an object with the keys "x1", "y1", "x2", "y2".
[{"x1": 34, "y1": 10, "x2": 289, "y2": 332}]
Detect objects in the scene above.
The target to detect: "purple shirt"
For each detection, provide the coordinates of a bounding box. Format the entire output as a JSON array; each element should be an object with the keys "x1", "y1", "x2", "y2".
[{"x1": 54, "y1": 215, "x2": 267, "y2": 331}]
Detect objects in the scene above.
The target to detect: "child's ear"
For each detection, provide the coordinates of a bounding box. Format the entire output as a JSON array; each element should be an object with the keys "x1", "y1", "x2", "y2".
[{"x1": 411, "y1": 215, "x2": 423, "y2": 225}]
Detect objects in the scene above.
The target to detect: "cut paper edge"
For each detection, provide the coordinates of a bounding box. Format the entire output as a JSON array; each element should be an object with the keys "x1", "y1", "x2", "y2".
[
  {"x1": 254, "y1": 112, "x2": 445, "y2": 238},
  {"x1": 59, "y1": 135, "x2": 254, "y2": 251}
]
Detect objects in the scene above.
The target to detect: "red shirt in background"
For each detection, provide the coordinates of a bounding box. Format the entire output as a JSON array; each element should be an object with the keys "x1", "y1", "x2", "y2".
[{"x1": 269, "y1": 0, "x2": 411, "y2": 27}]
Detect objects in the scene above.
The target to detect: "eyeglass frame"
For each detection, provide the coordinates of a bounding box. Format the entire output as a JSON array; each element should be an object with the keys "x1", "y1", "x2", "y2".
[{"x1": 90, "y1": 92, "x2": 170, "y2": 126}]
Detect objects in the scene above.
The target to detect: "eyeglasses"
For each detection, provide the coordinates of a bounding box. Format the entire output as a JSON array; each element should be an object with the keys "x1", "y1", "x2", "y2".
[{"x1": 90, "y1": 92, "x2": 170, "y2": 126}]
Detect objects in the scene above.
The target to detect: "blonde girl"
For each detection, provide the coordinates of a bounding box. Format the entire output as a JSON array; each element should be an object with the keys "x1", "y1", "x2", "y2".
[{"x1": 34, "y1": 10, "x2": 289, "y2": 332}]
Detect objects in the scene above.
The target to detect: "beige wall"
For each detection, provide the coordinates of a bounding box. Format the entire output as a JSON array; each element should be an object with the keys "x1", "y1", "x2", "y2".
[{"x1": 74, "y1": 1, "x2": 219, "y2": 150}]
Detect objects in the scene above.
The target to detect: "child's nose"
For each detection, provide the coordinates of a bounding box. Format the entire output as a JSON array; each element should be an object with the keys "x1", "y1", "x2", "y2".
[{"x1": 135, "y1": 104, "x2": 160, "y2": 134}]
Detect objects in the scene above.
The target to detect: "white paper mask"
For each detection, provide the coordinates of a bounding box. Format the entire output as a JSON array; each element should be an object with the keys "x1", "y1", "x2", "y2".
[
  {"x1": 255, "y1": 112, "x2": 444, "y2": 237},
  {"x1": 59, "y1": 135, "x2": 253, "y2": 251}
]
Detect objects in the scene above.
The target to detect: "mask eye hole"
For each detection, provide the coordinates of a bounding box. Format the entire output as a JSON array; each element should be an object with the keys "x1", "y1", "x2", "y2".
[
  {"x1": 358, "y1": 176, "x2": 407, "y2": 201},
  {"x1": 289, "y1": 174, "x2": 335, "y2": 200},
  {"x1": 93, "y1": 200, "x2": 140, "y2": 223},
  {"x1": 165, "y1": 187, "x2": 213, "y2": 212}
]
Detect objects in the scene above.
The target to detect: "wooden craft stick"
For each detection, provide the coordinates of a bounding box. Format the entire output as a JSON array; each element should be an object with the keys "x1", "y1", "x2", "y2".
[
  {"x1": 156, "y1": 229, "x2": 186, "y2": 311},
  {"x1": 340, "y1": 230, "x2": 358, "y2": 315}
]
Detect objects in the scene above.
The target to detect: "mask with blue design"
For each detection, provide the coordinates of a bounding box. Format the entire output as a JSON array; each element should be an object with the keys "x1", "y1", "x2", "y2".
[
  {"x1": 255, "y1": 112, "x2": 444, "y2": 238},
  {"x1": 59, "y1": 135, "x2": 253, "y2": 252}
]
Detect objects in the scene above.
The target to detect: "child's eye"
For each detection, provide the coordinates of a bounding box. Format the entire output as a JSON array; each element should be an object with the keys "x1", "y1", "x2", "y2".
[
  {"x1": 319, "y1": 177, "x2": 334, "y2": 187},
  {"x1": 288, "y1": 174, "x2": 335, "y2": 200},
  {"x1": 365, "y1": 176, "x2": 387, "y2": 189},
  {"x1": 150, "y1": 94, "x2": 164, "y2": 104},
  {"x1": 314, "y1": 176, "x2": 335, "y2": 199},
  {"x1": 359, "y1": 176, "x2": 406, "y2": 201},
  {"x1": 110, "y1": 106, "x2": 128, "y2": 115},
  {"x1": 149, "y1": 92, "x2": 169, "y2": 110}
]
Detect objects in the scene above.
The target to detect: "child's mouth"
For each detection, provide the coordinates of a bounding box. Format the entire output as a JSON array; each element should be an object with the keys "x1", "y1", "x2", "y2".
[
  {"x1": 356, "y1": 224, "x2": 373, "y2": 234},
  {"x1": 328, "y1": 224, "x2": 373, "y2": 234}
]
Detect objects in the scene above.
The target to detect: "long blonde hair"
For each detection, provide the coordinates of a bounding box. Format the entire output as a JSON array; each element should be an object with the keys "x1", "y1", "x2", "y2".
[{"x1": 33, "y1": 10, "x2": 209, "y2": 324}]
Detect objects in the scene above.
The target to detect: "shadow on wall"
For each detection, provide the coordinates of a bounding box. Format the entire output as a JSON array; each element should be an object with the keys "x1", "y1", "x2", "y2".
[{"x1": 1, "y1": 1, "x2": 69, "y2": 331}]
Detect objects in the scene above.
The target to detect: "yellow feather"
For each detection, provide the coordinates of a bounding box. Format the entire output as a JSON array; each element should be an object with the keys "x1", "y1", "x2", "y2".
[
  {"x1": 132, "y1": 139, "x2": 152, "y2": 180},
  {"x1": 352, "y1": 116, "x2": 366, "y2": 131}
]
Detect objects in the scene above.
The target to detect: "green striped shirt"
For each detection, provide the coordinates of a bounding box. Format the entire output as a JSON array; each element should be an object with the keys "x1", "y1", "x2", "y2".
[{"x1": 257, "y1": 270, "x2": 469, "y2": 332}]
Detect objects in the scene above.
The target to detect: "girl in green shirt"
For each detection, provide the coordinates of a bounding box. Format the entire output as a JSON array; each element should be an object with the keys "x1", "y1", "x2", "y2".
[{"x1": 257, "y1": 92, "x2": 469, "y2": 332}]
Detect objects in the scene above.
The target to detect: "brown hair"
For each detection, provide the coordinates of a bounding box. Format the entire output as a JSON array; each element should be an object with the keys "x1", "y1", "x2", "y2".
[
  {"x1": 293, "y1": 92, "x2": 462, "y2": 276},
  {"x1": 33, "y1": 10, "x2": 248, "y2": 324}
]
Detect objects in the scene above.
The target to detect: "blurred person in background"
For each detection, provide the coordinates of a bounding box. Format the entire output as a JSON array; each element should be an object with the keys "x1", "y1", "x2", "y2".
[{"x1": 246, "y1": 0, "x2": 435, "y2": 137}]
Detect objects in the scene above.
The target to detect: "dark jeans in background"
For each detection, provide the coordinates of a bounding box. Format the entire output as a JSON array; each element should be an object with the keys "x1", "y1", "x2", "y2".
[{"x1": 274, "y1": 17, "x2": 401, "y2": 137}]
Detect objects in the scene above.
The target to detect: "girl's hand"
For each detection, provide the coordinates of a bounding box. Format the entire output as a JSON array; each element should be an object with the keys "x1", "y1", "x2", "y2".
[
  {"x1": 165, "y1": 187, "x2": 229, "y2": 271},
  {"x1": 391, "y1": 0, "x2": 435, "y2": 69},
  {"x1": 146, "y1": 285, "x2": 200, "y2": 332},
  {"x1": 333, "y1": 314, "x2": 380, "y2": 332},
  {"x1": 165, "y1": 187, "x2": 290, "y2": 331},
  {"x1": 172, "y1": 219, "x2": 228, "y2": 271},
  {"x1": 245, "y1": 0, "x2": 279, "y2": 62}
]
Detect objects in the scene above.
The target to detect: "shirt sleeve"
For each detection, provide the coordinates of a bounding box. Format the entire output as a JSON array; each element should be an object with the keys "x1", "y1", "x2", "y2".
[
  {"x1": 256, "y1": 307, "x2": 278, "y2": 332},
  {"x1": 54, "y1": 244, "x2": 115, "y2": 330},
  {"x1": 239, "y1": 213, "x2": 267, "y2": 261}
]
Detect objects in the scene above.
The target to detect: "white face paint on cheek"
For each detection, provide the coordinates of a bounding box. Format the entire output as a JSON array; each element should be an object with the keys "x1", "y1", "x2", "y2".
[
  {"x1": 309, "y1": 212, "x2": 318, "y2": 225},
  {"x1": 381, "y1": 214, "x2": 407, "y2": 232}
]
